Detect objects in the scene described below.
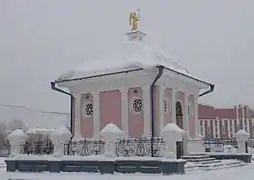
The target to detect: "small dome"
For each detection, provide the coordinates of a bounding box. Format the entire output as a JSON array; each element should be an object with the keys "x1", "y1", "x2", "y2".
[{"x1": 58, "y1": 40, "x2": 189, "y2": 81}]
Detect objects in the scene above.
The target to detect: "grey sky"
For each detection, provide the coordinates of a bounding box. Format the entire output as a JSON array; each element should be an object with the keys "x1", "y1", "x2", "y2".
[{"x1": 0, "y1": 0, "x2": 254, "y2": 113}]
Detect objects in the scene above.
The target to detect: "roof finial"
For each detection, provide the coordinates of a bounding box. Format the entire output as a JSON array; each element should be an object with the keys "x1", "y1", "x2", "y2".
[
  {"x1": 129, "y1": 8, "x2": 140, "y2": 32},
  {"x1": 126, "y1": 8, "x2": 146, "y2": 41}
]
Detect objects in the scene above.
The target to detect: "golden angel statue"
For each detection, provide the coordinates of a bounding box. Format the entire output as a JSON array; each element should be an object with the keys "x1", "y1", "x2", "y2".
[{"x1": 129, "y1": 9, "x2": 140, "y2": 32}]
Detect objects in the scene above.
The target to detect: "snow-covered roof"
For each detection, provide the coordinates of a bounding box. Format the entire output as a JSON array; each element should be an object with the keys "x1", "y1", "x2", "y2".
[{"x1": 56, "y1": 36, "x2": 203, "y2": 83}]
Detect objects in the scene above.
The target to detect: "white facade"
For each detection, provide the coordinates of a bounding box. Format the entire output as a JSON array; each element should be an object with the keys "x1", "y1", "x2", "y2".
[{"x1": 199, "y1": 118, "x2": 252, "y2": 140}]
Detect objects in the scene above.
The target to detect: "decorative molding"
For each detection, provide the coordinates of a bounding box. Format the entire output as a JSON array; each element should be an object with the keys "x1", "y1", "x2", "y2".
[
  {"x1": 91, "y1": 91, "x2": 100, "y2": 140},
  {"x1": 184, "y1": 93, "x2": 189, "y2": 136},
  {"x1": 171, "y1": 89, "x2": 176, "y2": 124},
  {"x1": 73, "y1": 94, "x2": 82, "y2": 140},
  {"x1": 119, "y1": 88, "x2": 129, "y2": 136},
  {"x1": 193, "y1": 95, "x2": 199, "y2": 138},
  {"x1": 158, "y1": 86, "x2": 165, "y2": 136},
  {"x1": 142, "y1": 86, "x2": 151, "y2": 136}
]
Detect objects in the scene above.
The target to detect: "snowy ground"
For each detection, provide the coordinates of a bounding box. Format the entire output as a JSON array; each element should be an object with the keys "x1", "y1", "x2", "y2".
[{"x1": 0, "y1": 158, "x2": 253, "y2": 180}]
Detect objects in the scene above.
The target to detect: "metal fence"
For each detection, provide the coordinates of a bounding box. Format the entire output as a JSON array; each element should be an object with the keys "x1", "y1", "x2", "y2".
[
  {"x1": 21, "y1": 138, "x2": 54, "y2": 155},
  {"x1": 203, "y1": 139, "x2": 238, "y2": 152},
  {"x1": 116, "y1": 137, "x2": 165, "y2": 157},
  {"x1": 1, "y1": 137, "x2": 245, "y2": 156},
  {"x1": 64, "y1": 139, "x2": 105, "y2": 156},
  {"x1": 64, "y1": 137, "x2": 165, "y2": 157}
]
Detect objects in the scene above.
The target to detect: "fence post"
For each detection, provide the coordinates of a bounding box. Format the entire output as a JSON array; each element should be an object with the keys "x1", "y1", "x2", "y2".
[
  {"x1": 50, "y1": 126, "x2": 72, "y2": 157},
  {"x1": 66, "y1": 137, "x2": 73, "y2": 155},
  {"x1": 235, "y1": 130, "x2": 249, "y2": 153},
  {"x1": 7, "y1": 129, "x2": 28, "y2": 157},
  {"x1": 100, "y1": 123, "x2": 123, "y2": 157},
  {"x1": 162, "y1": 123, "x2": 185, "y2": 159}
]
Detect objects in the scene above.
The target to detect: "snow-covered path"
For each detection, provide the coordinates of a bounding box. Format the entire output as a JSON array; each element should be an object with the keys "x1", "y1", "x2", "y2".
[{"x1": 1, "y1": 158, "x2": 253, "y2": 180}]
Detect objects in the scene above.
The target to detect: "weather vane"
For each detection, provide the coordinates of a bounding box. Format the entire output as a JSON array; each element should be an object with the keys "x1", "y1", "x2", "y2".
[{"x1": 129, "y1": 9, "x2": 140, "y2": 32}]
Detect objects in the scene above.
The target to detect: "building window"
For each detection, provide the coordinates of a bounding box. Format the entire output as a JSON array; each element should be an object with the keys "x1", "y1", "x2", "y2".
[
  {"x1": 237, "y1": 124, "x2": 240, "y2": 131},
  {"x1": 229, "y1": 120, "x2": 233, "y2": 138},
  {"x1": 130, "y1": 96, "x2": 143, "y2": 114},
  {"x1": 222, "y1": 125, "x2": 226, "y2": 138},
  {"x1": 244, "y1": 119, "x2": 248, "y2": 132},
  {"x1": 164, "y1": 98, "x2": 171, "y2": 113},
  {"x1": 204, "y1": 120, "x2": 208, "y2": 139},
  {"x1": 207, "y1": 127, "x2": 211, "y2": 139},
  {"x1": 188, "y1": 103, "x2": 194, "y2": 116},
  {"x1": 215, "y1": 120, "x2": 218, "y2": 138},
  {"x1": 82, "y1": 102, "x2": 93, "y2": 118}
]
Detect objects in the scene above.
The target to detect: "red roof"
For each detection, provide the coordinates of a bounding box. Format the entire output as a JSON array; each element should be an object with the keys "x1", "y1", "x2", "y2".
[
  {"x1": 198, "y1": 104, "x2": 236, "y2": 119},
  {"x1": 198, "y1": 104, "x2": 215, "y2": 119}
]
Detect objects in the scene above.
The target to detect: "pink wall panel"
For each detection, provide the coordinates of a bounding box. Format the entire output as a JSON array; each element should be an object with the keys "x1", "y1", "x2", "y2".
[{"x1": 100, "y1": 90, "x2": 121, "y2": 130}]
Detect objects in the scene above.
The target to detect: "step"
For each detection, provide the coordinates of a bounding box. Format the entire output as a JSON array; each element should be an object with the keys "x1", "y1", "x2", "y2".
[
  {"x1": 197, "y1": 161, "x2": 243, "y2": 168},
  {"x1": 185, "y1": 161, "x2": 247, "y2": 172},
  {"x1": 185, "y1": 163, "x2": 246, "y2": 173},
  {"x1": 211, "y1": 161, "x2": 243, "y2": 168},
  {"x1": 181, "y1": 155, "x2": 209, "y2": 160},
  {"x1": 185, "y1": 160, "x2": 243, "y2": 169},
  {"x1": 187, "y1": 157, "x2": 216, "y2": 163},
  {"x1": 207, "y1": 163, "x2": 246, "y2": 171},
  {"x1": 188, "y1": 153, "x2": 207, "y2": 156},
  {"x1": 196, "y1": 159, "x2": 222, "y2": 164},
  {"x1": 197, "y1": 162, "x2": 246, "y2": 172}
]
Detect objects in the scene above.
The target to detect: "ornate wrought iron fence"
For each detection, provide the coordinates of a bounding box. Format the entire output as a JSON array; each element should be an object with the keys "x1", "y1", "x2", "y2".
[
  {"x1": 64, "y1": 139, "x2": 105, "y2": 156},
  {"x1": 116, "y1": 137, "x2": 165, "y2": 157},
  {"x1": 21, "y1": 138, "x2": 54, "y2": 155}
]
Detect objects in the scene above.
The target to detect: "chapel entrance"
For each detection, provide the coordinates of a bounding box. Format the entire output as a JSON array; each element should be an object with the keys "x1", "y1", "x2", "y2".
[{"x1": 176, "y1": 101, "x2": 184, "y2": 159}]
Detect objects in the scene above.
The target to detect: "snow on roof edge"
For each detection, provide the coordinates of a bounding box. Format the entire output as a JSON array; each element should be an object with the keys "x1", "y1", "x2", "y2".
[{"x1": 56, "y1": 64, "x2": 213, "y2": 87}]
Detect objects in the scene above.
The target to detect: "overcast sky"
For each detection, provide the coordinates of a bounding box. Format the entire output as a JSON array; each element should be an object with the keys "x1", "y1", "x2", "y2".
[{"x1": 0, "y1": 0, "x2": 254, "y2": 113}]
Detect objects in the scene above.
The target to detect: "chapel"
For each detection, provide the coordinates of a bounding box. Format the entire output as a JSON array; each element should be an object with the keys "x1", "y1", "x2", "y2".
[{"x1": 51, "y1": 10, "x2": 214, "y2": 155}]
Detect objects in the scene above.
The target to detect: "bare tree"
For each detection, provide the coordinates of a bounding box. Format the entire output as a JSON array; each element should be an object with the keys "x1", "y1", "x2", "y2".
[{"x1": 7, "y1": 118, "x2": 27, "y2": 132}]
